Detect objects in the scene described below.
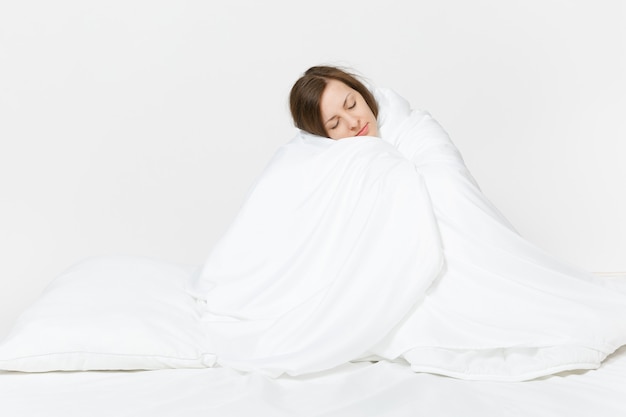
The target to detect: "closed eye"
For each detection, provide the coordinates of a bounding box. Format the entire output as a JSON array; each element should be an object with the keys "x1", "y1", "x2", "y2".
[{"x1": 348, "y1": 101, "x2": 356, "y2": 109}]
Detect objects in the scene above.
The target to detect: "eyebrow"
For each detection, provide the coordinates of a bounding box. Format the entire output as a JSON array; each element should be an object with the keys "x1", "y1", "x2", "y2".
[{"x1": 324, "y1": 93, "x2": 351, "y2": 125}]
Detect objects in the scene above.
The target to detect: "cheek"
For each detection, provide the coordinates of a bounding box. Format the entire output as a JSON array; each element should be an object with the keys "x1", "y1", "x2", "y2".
[
  {"x1": 326, "y1": 123, "x2": 343, "y2": 140},
  {"x1": 329, "y1": 127, "x2": 347, "y2": 140}
]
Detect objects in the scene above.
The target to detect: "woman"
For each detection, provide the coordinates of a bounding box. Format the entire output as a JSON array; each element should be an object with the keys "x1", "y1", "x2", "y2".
[
  {"x1": 289, "y1": 66, "x2": 380, "y2": 140},
  {"x1": 190, "y1": 65, "x2": 626, "y2": 380}
]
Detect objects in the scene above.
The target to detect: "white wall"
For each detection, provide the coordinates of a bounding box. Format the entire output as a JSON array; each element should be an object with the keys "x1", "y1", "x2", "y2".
[{"x1": 1, "y1": 0, "x2": 625, "y2": 338}]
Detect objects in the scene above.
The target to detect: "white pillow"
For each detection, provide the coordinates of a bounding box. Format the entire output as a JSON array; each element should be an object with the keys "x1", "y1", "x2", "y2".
[{"x1": 0, "y1": 255, "x2": 215, "y2": 372}]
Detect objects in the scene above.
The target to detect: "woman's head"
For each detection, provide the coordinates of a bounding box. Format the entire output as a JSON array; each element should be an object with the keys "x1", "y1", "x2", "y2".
[{"x1": 289, "y1": 66, "x2": 379, "y2": 140}]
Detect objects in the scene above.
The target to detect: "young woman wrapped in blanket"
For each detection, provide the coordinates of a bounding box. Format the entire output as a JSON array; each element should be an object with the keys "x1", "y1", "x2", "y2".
[{"x1": 190, "y1": 66, "x2": 626, "y2": 381}]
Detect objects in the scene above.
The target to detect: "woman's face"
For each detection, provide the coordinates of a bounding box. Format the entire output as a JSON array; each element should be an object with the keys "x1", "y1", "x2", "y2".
[{"x1": 319, "y1": 79, "x2": 379, "y2": 140}]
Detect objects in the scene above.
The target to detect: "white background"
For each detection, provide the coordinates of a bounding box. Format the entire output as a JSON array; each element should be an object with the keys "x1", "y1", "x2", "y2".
[{"x1": 1, "y1": 0, "x2": 624, "y2": 338}]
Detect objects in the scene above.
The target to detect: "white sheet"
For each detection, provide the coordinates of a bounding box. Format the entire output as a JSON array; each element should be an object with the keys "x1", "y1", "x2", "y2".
[
  {"x1": 190, "y1": 87, "x2": 626, "y2": 380},
  {"x1": 2, "y1": 341, "x2": 626, "y2": 416}
]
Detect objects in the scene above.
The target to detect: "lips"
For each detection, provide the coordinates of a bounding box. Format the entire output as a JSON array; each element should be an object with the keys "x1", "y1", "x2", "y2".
[{"x1": 356, "y1": 123, "x2": 369, "y2": 136}]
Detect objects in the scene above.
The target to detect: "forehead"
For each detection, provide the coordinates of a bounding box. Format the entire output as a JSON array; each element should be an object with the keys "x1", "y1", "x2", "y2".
[{"x1": 319, "y1": 79, "x2": 355, "y2": 117}]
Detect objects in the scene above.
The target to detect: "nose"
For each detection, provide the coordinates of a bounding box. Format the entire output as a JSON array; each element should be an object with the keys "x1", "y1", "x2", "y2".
[{"x1": 346, "y1": 114, "x2": 360, "y2": 131}]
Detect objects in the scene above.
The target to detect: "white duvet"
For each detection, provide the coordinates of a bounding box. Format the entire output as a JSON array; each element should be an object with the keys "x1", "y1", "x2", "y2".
[
  {"x1": 190, "y1": 88, "x2": 626, "y2": 380},
  {"x1": 192, "y1": 116, "x2": 444, "y2": 377}
]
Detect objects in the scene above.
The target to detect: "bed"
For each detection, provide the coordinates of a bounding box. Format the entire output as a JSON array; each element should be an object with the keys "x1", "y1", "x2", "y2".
[
  {"x1": 0, "y1": 255, "x2": 625, "y2": 416},
  {"x1": 2, "y1": 341, "x2": 626, "y2": 416},
  {"x1": 2, "y1": 87, "x2": 625, "y2": 414}
]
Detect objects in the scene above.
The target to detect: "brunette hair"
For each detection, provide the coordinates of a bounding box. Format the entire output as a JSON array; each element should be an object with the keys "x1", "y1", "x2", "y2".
[{"x1": 289, "y1": 66, "x2": 378, "y2": 137}]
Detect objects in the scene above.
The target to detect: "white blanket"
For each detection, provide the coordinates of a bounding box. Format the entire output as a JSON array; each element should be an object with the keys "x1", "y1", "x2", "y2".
[{"x1": 191, "y1": 88, "x2": 626, "y2": 380}]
